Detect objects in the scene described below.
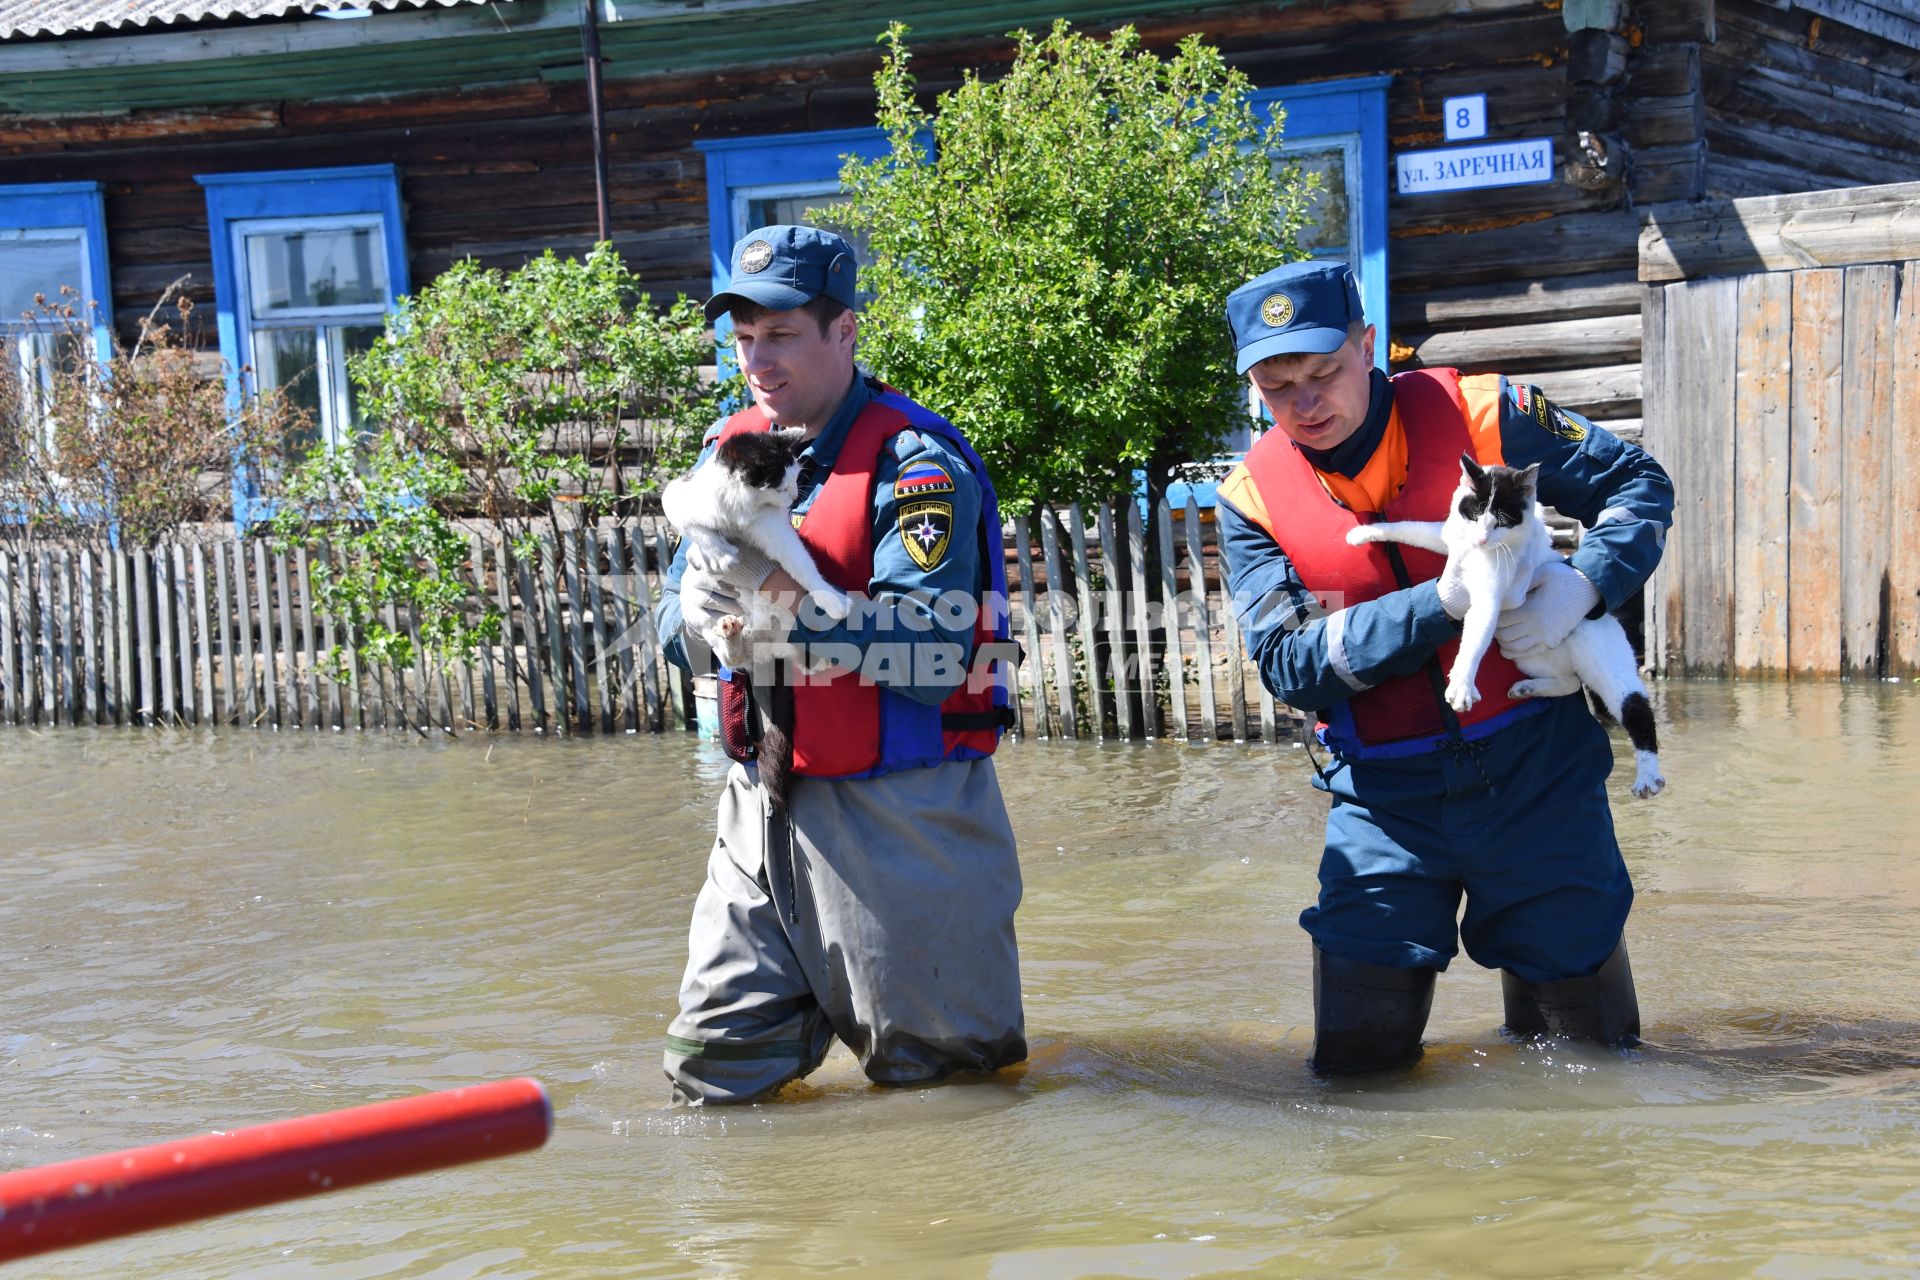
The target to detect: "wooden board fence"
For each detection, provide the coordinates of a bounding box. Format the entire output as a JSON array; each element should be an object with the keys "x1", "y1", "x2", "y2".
[
  {"x1": 1643, "y1": 256, "x2": 1920, "y2": 677},
  {"x1": 1640, "y1": 179, "x2": 1920, "y2": 679},
  {"x1": 0, "y1": 505, "x2": 1307, "y2": 743}
]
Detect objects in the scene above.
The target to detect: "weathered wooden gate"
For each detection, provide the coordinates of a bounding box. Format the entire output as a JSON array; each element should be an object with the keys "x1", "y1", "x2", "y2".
[{"x1": 1639, "y1": 180, "x2": 1920, "y2": 677}]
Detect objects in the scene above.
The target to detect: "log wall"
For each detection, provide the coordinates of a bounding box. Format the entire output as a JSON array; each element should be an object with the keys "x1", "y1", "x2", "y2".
[
  {"x1": 1703, "y1": 0, "x2": 1920, "y2": 200},
  {"x1": 0, "y1": 0, "x2": 1916, "y2": 452}
]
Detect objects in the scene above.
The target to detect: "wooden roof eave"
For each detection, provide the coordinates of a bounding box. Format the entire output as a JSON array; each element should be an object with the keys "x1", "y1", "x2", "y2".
[{"x1": 0, "y1": 0, "x2": 1548, "y2": 116}]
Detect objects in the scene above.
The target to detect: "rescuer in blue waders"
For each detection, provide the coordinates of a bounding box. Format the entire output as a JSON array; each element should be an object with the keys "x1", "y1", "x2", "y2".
[
  {"x1": 1214, "y1": 261, "x2": 1674, "y2": 1072},
  {"x1": 655, "y1": 225, "x2": 1024, "y2": 1103}
]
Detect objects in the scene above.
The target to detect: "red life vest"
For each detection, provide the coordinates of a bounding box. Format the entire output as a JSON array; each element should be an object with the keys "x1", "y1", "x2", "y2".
[
  {"x1": 1223, "y1": 367, "x2": 1544, "y2": 757},
  {"x1": 713, "y1": 389, "x2": 1009, "y2": 779}
]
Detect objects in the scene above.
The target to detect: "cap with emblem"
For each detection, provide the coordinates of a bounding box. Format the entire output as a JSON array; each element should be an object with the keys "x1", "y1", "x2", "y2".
[
  {"x1": 1225, "y1": 260, "x2": 1365, "y2": 374},
  {"x1": 703, "y1": 224, "x2": 860, "y2": 322}
]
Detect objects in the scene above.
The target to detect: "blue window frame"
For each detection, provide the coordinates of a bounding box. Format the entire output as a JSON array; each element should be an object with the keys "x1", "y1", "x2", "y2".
[
  {"x1": 1248, "y1": 76, "x2": 1391, "y2": 362},
  {"x1": 197, "y1": 164, "x2": 409, "y2": 527},
  {"x1": 1169, "y1": 74, "x2": 1391, "y2": 510},
  {"x1": 694, "y1": 127, "x2": 889, "y2": 318},
  {"x1": 1, "y1": 182, "x2": 115, "y2": 460}
]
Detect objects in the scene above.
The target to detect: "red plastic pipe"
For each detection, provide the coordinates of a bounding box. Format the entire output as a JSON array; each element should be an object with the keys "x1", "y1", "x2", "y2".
[{"x1": 0, "y1": 1077, "x2": 551, "y2": 1264}]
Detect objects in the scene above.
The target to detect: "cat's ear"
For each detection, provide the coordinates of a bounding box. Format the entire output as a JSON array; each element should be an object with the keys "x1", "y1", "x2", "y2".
[
  {"x1": 1459, "y1": 452, "x2": 1486, "y2": 482},
  {"x1": 1516, "y1": 462, "x2": 1541, "y2": 492},
  {"x1": 770, "y1": 426, "x2": 809, "y2": 450}
]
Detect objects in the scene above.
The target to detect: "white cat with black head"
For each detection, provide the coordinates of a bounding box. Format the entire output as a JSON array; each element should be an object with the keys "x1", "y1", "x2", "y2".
[
  {"x1": 1346, "y1": 453, "x2": 1665, "y2": 799},
  {"x1": 662, "y1": 426, "x2": 850, "y2": 673}
]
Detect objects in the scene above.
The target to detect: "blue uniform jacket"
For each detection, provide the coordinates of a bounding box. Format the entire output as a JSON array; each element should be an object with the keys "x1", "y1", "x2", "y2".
[
  {"x1": 1217, "y1": 375, "x2": 1673, "y2": 715},
  {"x1": 658, "y1": 374, "x2": 983, "y2": 706}
]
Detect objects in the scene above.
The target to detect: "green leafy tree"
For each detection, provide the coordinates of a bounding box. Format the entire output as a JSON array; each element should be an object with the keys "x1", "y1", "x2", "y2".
[{"x1": 835, "y1": 21, "x2": 1315, "y2": 513}]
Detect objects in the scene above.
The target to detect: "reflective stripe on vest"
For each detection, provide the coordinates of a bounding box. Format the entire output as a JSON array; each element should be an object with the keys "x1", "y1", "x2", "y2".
[
  {"x1": 1232, "y1": 366, "x2": 1548, "y2": 758},
  {"x1": 715, "y1": 391, "x2": 1010, "y2": 779}
]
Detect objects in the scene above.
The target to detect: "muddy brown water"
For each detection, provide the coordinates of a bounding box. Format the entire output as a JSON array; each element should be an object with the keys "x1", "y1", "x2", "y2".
[{"x1": 2, "y1": 681, "x2": 1918, "y2": 1278}]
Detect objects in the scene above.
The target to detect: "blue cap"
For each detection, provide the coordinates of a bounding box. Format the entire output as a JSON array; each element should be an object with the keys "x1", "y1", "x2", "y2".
[
  {"x1": 703, "y1": 224, "x2": 859, "y2": 322},
  {"x1": 1226, "y1": 261, "x2": 1364, "y2": 374}
]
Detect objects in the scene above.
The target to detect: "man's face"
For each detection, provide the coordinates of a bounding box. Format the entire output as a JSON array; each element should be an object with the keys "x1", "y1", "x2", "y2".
[
  {"x1": 732, "y1": 305, "x2": 858, "y2": 434},
  {"x1": 1247, "y1": 325, "x2": 1377, "y2": 451}
]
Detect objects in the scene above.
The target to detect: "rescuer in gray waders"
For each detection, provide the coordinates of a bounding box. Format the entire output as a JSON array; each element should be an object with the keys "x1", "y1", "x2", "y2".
[{"x1": 656, "y1": 225, "x2": 1025, "y2": 1103}]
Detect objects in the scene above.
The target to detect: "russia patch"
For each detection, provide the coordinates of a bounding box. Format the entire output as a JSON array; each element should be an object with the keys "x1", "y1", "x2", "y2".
[{"x1": 894, "y1": 461, "x2": 956, "y2": 498}]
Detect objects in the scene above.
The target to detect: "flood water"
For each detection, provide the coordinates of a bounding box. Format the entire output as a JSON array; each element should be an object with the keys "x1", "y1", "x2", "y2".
[{"x1": 3, "y1": 681, "x2": 1919, "y2": 1278}]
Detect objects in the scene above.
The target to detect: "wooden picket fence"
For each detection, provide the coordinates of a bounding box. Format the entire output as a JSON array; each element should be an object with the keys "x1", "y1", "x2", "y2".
[{"x1": 0, "y1": 501, "x2": 1304, "y2": 743}]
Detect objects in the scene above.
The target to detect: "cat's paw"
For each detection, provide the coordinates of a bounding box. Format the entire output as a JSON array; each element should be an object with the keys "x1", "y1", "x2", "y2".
[
  {"x1": 1631, "y1": 759, "x2": 1666, "y2": 799},
  {"x1": 1445, "y1": 678, "x2": 1481, "y2": 713},
  {"x1": 808, "y1": 587, "x2": 852, "y2": 621},
  {"x1": 714, "y1": 615, "x2": 745, "y2": 640},
  {"x1": 1509, "y1": 677, "x2": 1580, "y2": 700},
  {"x1": 1345, "y1": 527, "x2": 1383, "y2": 545},
  {"x1": 711, "y1": 630, "x2": 753, "y2": 673}
]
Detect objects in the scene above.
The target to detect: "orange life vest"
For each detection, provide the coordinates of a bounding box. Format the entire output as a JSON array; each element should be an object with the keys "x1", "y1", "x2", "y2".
[
  {"x1": 1220, "y1": 367, "x2": 1547, "y2": 757},
  {"x1": 714, "y1": 390, "x2": 1009, "y2": 778}
]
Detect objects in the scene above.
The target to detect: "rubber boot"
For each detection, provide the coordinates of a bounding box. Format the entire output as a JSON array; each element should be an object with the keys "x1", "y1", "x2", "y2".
[
  {"x1": 1310, "y1": 947, "x2": 1437, "y2": 1074},
  {"x1": 1501, "y1": 941, "x2": 1641, "y2": 1047}
]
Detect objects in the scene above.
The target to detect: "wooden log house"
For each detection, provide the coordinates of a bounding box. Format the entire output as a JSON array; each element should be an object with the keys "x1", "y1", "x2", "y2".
[{"x1": 1, "y1": 0, "x2": 1918, "y2": 683}]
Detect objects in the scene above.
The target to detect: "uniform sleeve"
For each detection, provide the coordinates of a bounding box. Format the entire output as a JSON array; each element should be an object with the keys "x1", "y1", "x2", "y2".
[
  {"x1": 1497, "y1": 380, "x2": 1674, "y2": 613},
  {"x1": 1218, "y1": 491, "x2": 1460, "y2": 713},
  {"x1": 789, "y1": 428, "x2": 982, "y2": 706},
  {"x1": 656, "y1": 435, "x2": 718, "y2": 673}
]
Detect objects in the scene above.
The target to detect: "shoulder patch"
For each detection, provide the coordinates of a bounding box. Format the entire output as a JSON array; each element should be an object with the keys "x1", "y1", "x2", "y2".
[
  {"x1": 1518, "y1": 384, "x2": 1585, "y2": 442},
  {"x1": 898, "y1": 499, "x2": 954, "y2": 571},
  {"x1": 894, "y1": 459, "x2": 956, "y2": 498}
]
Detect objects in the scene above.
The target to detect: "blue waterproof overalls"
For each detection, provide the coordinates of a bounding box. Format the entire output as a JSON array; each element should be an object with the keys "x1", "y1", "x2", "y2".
[{"x1": 1217, "y1": 369, "x2": 1673, "y2": 988}]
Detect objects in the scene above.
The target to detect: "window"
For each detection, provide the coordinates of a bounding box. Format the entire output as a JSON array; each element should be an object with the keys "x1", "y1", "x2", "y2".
[
  {"x1": 1155, "y1": 76, "x2": 1389, "y2": 508},
  {"x1": 702, "y1": 96, "x2": 1387, "y2": 510},
  {"x1": 0, "y1": 183, "x2": 113, "y2": 460},
  {"x1": 234, "y1": 216, "x2": 388, "y2": 457},
  {"x1": 1248, "y1": 76, "x2": 1390, "y2": 348},
  {"x1": 694, "y1": 127, "x2": 891, "y2": 324},
  {"x1": 197, "y1": 165, "x2": 408, "y2": 523},
  {"x1": 1238, "y1": 77, "x2": 1392, "y2": 452}
]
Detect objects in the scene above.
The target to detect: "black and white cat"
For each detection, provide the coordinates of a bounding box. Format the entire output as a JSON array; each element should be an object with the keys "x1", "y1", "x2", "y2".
[
  {"x1": 662, "y1": 426, "x2": 850, "y2": 675},
  {"x1": 1345, "y1": 453, "x2": 1665, "y2": 799},
  {"x1": 664, "y1": 427, "x2": 851, "y2": 815}
]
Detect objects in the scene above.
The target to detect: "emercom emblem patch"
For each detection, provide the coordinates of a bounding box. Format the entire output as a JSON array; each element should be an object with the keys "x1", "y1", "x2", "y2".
[
  {"x1": 898, "y1": 499, "x2": 954, "y2": 571},
  {"x1": 1521, "y1": 384, "x2": 1585, "y2": 442}
]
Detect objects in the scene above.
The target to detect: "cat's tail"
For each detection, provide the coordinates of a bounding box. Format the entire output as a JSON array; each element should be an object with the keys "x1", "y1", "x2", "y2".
[
  {"x1": 1568, "y1": 617, "x2": 1665, "y2": 799},
  {"x1": 1617, "y1": 691, "x2": 1664, "y2": 799},
  {"x1": 756, "y1": 673, "x2": 797, "y2": 818},
  {"x1": 1591, "y1": 672, "x2": 1664, "y2": 799}
]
